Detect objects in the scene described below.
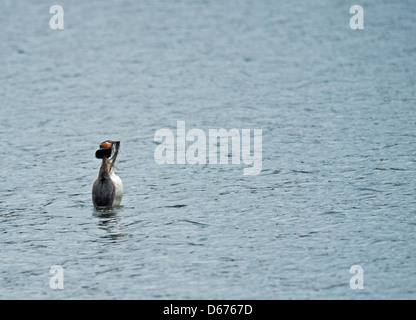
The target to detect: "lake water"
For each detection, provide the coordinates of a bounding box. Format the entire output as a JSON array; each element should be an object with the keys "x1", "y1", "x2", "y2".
[{"x1": 0, "y1": 0, "x2": 415, "y2": 299}]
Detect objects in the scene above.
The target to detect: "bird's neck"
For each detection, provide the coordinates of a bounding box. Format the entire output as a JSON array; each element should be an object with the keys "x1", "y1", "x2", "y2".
[{"x1": 99, "y1": 156, "x2": 113, "y2": 179}]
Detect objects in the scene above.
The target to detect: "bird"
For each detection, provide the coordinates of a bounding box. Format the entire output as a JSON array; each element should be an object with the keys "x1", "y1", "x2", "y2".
[{"x1": 92, "y1": 140, "x2": 123, "y2": 208}]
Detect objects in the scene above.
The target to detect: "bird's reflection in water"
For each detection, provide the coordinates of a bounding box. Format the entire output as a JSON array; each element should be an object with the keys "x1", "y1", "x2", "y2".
[{"x1": 92, "y1": 207, "x2": 126, "y2": 242}]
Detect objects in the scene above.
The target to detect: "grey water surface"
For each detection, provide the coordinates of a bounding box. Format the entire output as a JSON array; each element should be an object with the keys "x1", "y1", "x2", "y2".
[{"x1": 0, "y1": 0, "x2": 415, "y2": 299}]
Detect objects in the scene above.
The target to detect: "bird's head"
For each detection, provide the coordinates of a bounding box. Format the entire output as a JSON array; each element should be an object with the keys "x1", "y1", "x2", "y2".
[{"x1": 95, "y1": 140, "x2": 120, "y2": 159}]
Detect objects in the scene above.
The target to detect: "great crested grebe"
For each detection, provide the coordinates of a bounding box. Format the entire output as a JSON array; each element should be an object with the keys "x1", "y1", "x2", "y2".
[{"x1": 92, "y1": 140, "x2": 123, "y2": 208}]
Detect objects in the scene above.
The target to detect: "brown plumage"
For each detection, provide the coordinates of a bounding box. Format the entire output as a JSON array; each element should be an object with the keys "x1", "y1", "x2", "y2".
[{"x1": 92, "y1": 155, "x2": 116, "y2": 208}]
